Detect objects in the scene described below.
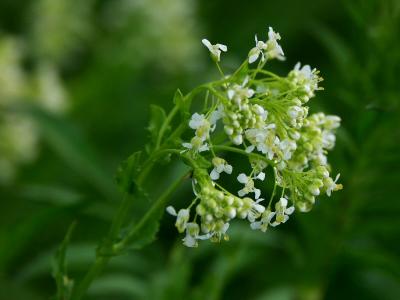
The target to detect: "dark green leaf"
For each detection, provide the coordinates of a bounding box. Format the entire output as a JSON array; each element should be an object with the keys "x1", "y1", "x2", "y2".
[
  {"x1": 146, "y1": 104, "x2": 168, "y2": 153},
  {"x1": 115, "y1": 151, "x2": 143, "y2": 195},
  {"x1": 123, "y1": 171, "x2": 188, "y2": 249},
  {"x1": 173, "y1": 89, "x2": 190, "y2": 121}
]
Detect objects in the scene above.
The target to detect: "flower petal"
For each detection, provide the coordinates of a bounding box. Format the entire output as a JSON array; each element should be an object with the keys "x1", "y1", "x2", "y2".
[
  {"x1": 237, "y1": 173, "x2": 248, "y2": 184},
  {"x1": 166, "y1": 206, "x2": 177, "y2": 216},
  {"x1": 217, "y1": 44, "x2": 227, "y2": 52},
  {"x1": 201, "y1": 38, "x2": 212, "y2": 51},
  {"x1": 210, "y1": 169, "x2": 220, "y2": 180}
]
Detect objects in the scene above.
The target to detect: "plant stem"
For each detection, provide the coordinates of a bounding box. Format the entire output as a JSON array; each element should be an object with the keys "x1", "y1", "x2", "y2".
[
  {"x1": 212, "y1": 145, "x2": 275, "y2": 166},
  {"x1": 70, "y1": 256, "x2": 110, "y2": 300}
]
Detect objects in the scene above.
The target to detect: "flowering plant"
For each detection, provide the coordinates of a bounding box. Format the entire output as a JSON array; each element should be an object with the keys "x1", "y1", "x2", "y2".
[
  {"x1": 164, "y1": 27, "x2": 342, "y2": 247},
  {"x1": 57, "y1": 27, "x2": 342, "y2": 299}
]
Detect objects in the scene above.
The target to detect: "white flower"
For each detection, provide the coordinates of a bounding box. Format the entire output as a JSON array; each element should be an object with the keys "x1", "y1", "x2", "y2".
[
  {"x1": 279, "y1": 139, "x2": 297, "y2": 160},
  {"x1": 251, "y1": 209, "x2": 276, "y2": 232},
  {"x1": 189, "y1": 113, "x2": 211, "y2": 140},
  {"x1": 232, "y1": 134, "x2": 243, "y2": 145},
  {"x1": 166, "y1": 206, "x2": 190, "y2": 233},
  {"x1": 271, "y1": 197, "x2": 295, "y2": 226},
  {"x1": 189, "y1": 113, "x2": 207, "y2": 130},
  {"x1": 202, "y1": 39, "x2": 227, "y2": 62},
  {"x1": 245, "y1": 124, "x2": 277, "y2": 159},
  {"x1": 325, "y1": 115, "x2": 341, "y2": 130},
  {"x1": 266, "y1": 27, "x2": 285, "y2": 61},
  {"x1": 210, "y1": 157, "x2": 233, "y2": 180},
  {"x1": 237, "y1": 197, "x2": 265, "y2": 222},
  {"x1": 288, "y1": 106, "x2": 302, "y2": 119},
  {"x1": 252, "y1": 104, "x2": 268, "y2": 121},
  {"x1": 237, "y1": 173, "x2": 264, "y2": 199},
  {"x1": 182, "y1": 135, "x2": 209, "y2": 153},
  {"x1": 227, "y1": 84, "x2": 255, "y2": 102},
  {"x1": 248, "y1": 35, "x2": 267, "y2": 64},
  {"x1": 292, "y1": 62, "x2": 320, "y2": 97},
  {"x1": 325, "y1": 174, "x2": 342, "y2": 196},
  {"x1": 247, "y1": 198, "x2": 266, "y2": 222},
  {"x1": 209, "y1": 105, "x2": 224, "y2": 129},
  {"x1": 182, "y1": 222, "x2": 209, "y2": 247},
  {"x1": 294, "y1": 62, "x2": 312, "y2": 79},
  {"x1": 207, "y1": 221, "x2": 230, "y2": 242},
  {"x1": 322, "y1": 130, "x2": 336, "y2": 149},
  {"x1": 248, "y1": 27, "x2": 285, "y2": 63}
]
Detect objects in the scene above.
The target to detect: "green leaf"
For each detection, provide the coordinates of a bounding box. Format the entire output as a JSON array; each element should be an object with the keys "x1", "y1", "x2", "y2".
[
  {"x1": 122, "y1": 171, "x2": 188, "y2": 250},
  {"x1": 173, "y1": 89, "x2": 190, "y2": 121},
  {"x1": 52, "y1": 222, "x2": 77, "y2": 300},
  {"x1": 115, "y1": 151, "x2": 143, "y2": 195},
  {"x1": 146, "y1": 104, "x2": 168, "y2": 153}
]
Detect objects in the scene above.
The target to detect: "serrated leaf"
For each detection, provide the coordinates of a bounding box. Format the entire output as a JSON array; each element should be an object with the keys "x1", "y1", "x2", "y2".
[
  {"x1": 173, "y1": 89, "x2": 190, "y2": 121},
  {"x1": 52, "y1": 222, "x2": 77, "y2": 300},
  {"x1": 115, "y1": 151, "x2": 143, "y2": 195}
]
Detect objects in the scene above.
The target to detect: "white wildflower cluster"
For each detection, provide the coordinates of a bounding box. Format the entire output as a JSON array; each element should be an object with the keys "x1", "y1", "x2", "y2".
[{"x1": 169, "y1": 27, "x2": 342, "y2": 247}]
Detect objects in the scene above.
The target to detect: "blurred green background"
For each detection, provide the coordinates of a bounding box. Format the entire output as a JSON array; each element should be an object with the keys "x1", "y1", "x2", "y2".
[{"x1": 0, "y1": 0, "x2": 399, "y2": 299}]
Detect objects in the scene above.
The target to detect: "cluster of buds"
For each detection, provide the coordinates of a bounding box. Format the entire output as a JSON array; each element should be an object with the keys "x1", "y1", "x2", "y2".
[
  {"x1": 167, "y1": 27, "x2": 342, "y2": 247},
  {"x1": 289, "y1": 113, "x2": 341, "y2": 170},
  {"x1": 167, "y1": 171, "x2": 269, "y2": 247},
  {"x1": 222, "y1": 80, "x2": 267, "y2": 145}
]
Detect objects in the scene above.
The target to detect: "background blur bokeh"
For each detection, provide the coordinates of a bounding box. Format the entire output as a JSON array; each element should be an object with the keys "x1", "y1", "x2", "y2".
[{"x1": 0, "y1": 0, "x2": 399, "y2": 299}]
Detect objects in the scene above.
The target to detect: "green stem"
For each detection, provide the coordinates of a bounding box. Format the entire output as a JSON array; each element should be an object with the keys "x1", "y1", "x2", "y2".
[
  {"x1": 215, "y1": 61, "x2": 225, "y2": 78},
  {"x1": 70, "y1": 256, "x2": 110, "y2": 300},
  {"x1": 268, "y1": 168, "x2": 277, "y2": 208},
  {"x1": 212, "y1": 145, "x2": 275, "y2": 166}
]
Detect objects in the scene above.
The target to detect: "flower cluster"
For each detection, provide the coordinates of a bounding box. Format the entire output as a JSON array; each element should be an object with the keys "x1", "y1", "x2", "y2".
[{"x1": 167, "y1": 27, "x2": 342, "y2": 247}]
